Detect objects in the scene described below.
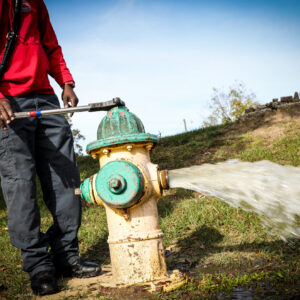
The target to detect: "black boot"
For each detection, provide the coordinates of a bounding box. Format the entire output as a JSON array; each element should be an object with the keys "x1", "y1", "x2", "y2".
[
  {"x1": 56, "y1": 257, "x2": 101, "y2": 278},
  {"x1": 31, "y1": 270, "x2": 59, "y2": 296}
]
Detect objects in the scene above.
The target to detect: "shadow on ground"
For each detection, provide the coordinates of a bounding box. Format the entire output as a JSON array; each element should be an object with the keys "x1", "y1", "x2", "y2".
[
  {"x1": 81, "y1": 228, "x2": 110, "y2": 266},
  {"x1": 166, "y1": 224, "x2": 299, "y2": 275}
]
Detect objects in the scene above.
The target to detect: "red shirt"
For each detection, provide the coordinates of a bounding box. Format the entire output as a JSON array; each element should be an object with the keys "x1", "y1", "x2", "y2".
[{"x1": 0, "y1": 0, "x2": 74, "y2": 99}]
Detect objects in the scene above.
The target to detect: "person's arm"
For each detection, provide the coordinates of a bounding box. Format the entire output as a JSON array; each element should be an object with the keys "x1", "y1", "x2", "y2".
[
  {"x1": 0, "y1": 0, "x2": 3, "y2": 23},
  {"x1": 38, "y1": 0, "x2": 78, "y2": 113},
  {"x1": 0, "y1": 2, "x2": 14, "y2": 129},
  {"x1": 38, "y1": 0, "x2": 72, "y2": 86}
]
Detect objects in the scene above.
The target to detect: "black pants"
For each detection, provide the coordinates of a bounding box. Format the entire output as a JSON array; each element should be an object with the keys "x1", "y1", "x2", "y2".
[{"x1": 0, "y1": 94, "x2": 81, "y2": 278}]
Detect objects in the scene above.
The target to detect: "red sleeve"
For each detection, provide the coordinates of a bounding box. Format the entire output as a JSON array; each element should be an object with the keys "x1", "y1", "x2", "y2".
[
  {"x1": 0, "y1": 0, "x2": 6, "y2": 53},
  {"x1": 0, "y1": 90, "x2": 5, "y2": 98},
  {"x1": 38, "y1": 0, "x2": 74, "y2": 86},
  {"x1": 0, "y1": 1, "x2": 3, "y2": 23}
]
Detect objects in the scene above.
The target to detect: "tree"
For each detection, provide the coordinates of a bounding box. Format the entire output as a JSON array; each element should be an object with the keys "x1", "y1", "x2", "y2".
[
  {"x1": 203, "y1": 81, "x2": 258, "y2": 126},
  {"x1": 65, "y1": 115, "x2": 86, "y2": 155}
]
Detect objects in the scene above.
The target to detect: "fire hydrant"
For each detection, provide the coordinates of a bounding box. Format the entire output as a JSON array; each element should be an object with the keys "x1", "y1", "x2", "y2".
[{"x1": 80, "y1": 106, "x2": 184, "y2": 291}]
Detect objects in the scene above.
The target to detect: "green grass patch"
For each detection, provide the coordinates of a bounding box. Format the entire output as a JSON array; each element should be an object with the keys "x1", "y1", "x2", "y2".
[{"x1": 237, "y1": 131, "x2": 300, "y2": 166}]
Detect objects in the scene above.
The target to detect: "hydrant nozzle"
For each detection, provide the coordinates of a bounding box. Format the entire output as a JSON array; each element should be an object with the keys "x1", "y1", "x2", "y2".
[{"x1": 159, "y1": 170, "x2": 169, "y2": 190}]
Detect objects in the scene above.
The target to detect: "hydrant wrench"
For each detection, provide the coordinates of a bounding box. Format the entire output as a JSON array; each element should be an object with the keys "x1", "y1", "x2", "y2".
[{"x1": 0, "y1": 97, "x2": 125, "y2": 120}]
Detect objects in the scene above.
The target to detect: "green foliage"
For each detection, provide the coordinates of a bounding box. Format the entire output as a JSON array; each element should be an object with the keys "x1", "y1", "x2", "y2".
[
  {"x1": 204, "y1": 81, "x2": 258, "y2": 126},
  {"x1": 77, "y1": 155, "x2": 99, "y2": 180},
  {"x1": 66, "y1": 115, "x2": 86, "y2": 155}
]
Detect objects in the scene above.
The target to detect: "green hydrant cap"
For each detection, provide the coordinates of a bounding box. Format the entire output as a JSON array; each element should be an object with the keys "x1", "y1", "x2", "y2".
[
  {"x1": 80, "y1": 177, "x2": 94, "y2": 204},
  {"x1": 86, "y1": 106, "x2": 158, "y2": 153},
  {"x1": 95, "y1": 160, "x2": 144, "y2": 208}
]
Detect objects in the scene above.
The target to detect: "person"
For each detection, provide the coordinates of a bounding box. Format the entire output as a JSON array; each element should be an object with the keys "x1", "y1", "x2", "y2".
[{"x1": 0, "y1": 0, "x2": 101, "y2": 296}]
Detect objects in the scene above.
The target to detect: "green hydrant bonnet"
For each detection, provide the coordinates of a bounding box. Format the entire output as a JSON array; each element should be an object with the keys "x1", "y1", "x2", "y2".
[{"x1": 86, "y1": 106, "x2": 158, "y2": 153}]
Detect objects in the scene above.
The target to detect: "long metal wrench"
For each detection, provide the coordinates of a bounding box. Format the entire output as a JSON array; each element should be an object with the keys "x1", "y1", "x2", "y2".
[{"x1": 1, "y1": 97, "x2": 125, "y2": 120}]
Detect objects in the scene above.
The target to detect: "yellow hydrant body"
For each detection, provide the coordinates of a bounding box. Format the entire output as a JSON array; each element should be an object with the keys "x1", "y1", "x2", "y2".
[{"x1": 93, "y1": 144, "x2": 167, "y2": 284}]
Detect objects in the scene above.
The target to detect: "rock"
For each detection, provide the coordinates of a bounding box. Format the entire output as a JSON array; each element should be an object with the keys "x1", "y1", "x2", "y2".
[
  {"x1": 245, "y1": 107, "x2": 255, "y2": 114},
  {"x1": 243, "y1": 93, "x2": 300, "y2": 117},
  {"x1": 257, "y1": 105, "x2": 266, "y2": 110},
  {"x1": 281, "y1": 96, "x2": 293, "y2": 103},
  {"x1": 265, "y1": 102, "x2": 273, "y2": 108}
]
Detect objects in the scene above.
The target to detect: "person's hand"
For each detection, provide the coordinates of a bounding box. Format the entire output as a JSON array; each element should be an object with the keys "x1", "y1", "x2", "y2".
[
  {"x1": 61, "y1": 84, "x2": 79, "y2": 117},
  {"x1": 0, "y1": 98, "x2": 14, "y2": 130}
]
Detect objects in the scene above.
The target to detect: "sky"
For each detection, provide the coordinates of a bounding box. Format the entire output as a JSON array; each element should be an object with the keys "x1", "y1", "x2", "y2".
[{"x1": 45, "y1": 0, "x2": 300, "y2": 153}]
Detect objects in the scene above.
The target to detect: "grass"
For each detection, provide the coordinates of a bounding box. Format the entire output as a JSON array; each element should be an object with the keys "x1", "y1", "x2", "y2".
[
  {"x1": 1, "y1": 114, "x2": 300, "y2": 299},
  {"x1": 154, "y1": 190, "x2": 300, "y2": 299}
]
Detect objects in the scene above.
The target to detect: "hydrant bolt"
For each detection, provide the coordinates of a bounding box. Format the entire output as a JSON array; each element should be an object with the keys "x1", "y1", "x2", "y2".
[
  {"x1": 108, "y1": 176, "x2": 126, "y2": 194},
  {"x1": 110, "y1": 178, "x2": 121, "y2": 189}
]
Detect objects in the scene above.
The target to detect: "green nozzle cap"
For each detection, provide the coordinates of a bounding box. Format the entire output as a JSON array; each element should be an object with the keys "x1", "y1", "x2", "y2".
[
  {"x1": 80, "y1": 177, "x2": 93, "y2": 204},
  {"x1": 95, "y1": 160, "x2": 144, "y2": 208}
]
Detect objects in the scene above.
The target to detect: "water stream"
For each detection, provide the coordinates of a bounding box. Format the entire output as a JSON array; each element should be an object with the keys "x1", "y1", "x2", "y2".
[{"x1": 168, "y1": 160, "x2": 300, "y2": 239}]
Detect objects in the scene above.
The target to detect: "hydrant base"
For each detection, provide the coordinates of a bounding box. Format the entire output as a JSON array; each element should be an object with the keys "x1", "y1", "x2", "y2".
[
  {"x1": 39, "y1": 266, "x2": 186, "y2": 299},
  {"x1": 97, "y1": 267, "x2": 186, "y2": 295}
]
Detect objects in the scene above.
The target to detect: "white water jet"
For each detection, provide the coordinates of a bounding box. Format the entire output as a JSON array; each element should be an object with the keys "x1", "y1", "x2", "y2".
[{"x1": 168, "y1": 160, "x2": 300, "y2": 240}]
